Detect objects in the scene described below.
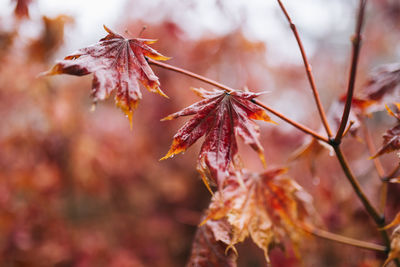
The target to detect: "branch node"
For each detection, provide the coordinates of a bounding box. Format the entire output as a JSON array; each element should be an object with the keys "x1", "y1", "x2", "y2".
[{"x1": 329, "y1": 138, "x2": 341, "y2": 147}]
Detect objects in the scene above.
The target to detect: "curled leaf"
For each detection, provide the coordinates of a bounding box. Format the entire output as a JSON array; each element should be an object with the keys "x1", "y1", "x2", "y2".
[
  {"x1": 187, "y1": 218, "x2": 237, "y2": 267},
  {"x1": 44, "y1": 25, "x2": 170, "y2": 127}
]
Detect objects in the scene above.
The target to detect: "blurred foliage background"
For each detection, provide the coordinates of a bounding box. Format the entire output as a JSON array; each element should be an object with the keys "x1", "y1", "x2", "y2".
[{"x1": 0, "y1": 0, "x2": 400, "y2": 266}]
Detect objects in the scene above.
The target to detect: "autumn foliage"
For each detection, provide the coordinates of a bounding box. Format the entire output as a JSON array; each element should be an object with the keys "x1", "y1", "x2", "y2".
[{"x1": 2, "y1": 0, "x2": 400, "y2": 266}]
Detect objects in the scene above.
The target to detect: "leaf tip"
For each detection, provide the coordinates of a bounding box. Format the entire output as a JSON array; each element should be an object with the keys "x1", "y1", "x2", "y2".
[{"x1": 160, "y1": 140, "x2": 186, "y2": 161}]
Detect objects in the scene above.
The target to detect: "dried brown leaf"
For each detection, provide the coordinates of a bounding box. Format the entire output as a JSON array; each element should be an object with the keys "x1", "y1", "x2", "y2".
[
  {"x1": 187, "y1": 218, "x2": 237, "y2": 267},
  {"x1": 204, "y1": 169, "x2": 314, "y2": 263}
]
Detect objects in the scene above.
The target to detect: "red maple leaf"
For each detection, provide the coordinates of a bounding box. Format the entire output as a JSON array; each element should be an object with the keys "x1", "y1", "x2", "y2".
[
  {"x1": 44, "y1": 25, "x2": 170, "y2": 127},
  {"x1": 161, "y1": 88, "x2": 274, "y2": 190}
]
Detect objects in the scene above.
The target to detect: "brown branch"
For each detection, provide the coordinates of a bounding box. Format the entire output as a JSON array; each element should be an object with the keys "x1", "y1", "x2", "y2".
[
  {"x1": 148, "y1": 59, "x2": 235, "y2": 93},
  {"x1": 335, "y1": 0, "x2": 367, "y2": 142},
  {"x1": 148, "y1": 59, "x2": 329, "y2": 143},
  {"x1": 332, "y1": 145, "x2": 392, "y2": 251},
  {"x1": 302, "y1": 225, "x2": 387, "y2": 252},
  {"x1": 251, "y1": 100, "x2": 329, "y2": 143},
  {"x1": 276, "y1": 0, "x2": 332, "y2": 137}
]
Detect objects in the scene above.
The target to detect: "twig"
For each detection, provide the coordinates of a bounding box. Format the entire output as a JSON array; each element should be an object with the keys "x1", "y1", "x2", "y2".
[
  {"x1": 148, "y1": 59, "x2": 329, "y2": 144},
  {"x1": 302, "y1": 225, "x2": 387, "y2": 252},
  {"x1": 335, "y1": 0, "x2": 367, "y2": 142},
  {"x1": 276, "y1": 0, "x2": 332, "y2": 137},
  {"x1": 251, "y1": 100, "x2": 329, "y2": 143},
  {"x1": 383, "y1": 163, "x2": 400, "y2": 182},
  {"x1": 332, "y1": 145, "x2": 392, "y2": 251}
]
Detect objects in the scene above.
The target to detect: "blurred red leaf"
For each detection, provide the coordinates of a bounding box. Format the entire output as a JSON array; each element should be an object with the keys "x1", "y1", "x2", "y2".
[
  {"x1": 187, "y1": 218, "x2": 237, "y2": 267},
  {"x1": 44, "y1": 25, "x2": 170, "y2": 127},
  {"x1": 372, "y1": 124, "x2": 400, "y2": 158},
  {"x1": 29, "y1": 15, "x2": 73, "y2": 63},
  {"x1": 13, "y1": 0, "x2": 32, "y2": 19},
  {"x1": 203, "y1": 168, "x2": 314, "y2": 263},
  {"x1": 161, "y1": 88, "x2": 273, "y2": 189},
  {"x1": 373, "y1": 104, "x2": 400, "y2": 158},
  {"x1": 361, "y1": 64, "x2": 400, "y2": 112}
]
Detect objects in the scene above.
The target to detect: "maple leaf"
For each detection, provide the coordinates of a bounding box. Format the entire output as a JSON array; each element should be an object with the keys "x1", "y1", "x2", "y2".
[
  {"x1": 44, "y1": 25, "x2": 170, "y2": 127},
  {"x1": 372, "y1": 104, "x2": 400, "y2": 158},
  {"x1": 161, "y1": 87, "x2": 274, "y2": 189},
  {"x1": 203, "y1": 168, "x2": 314, "y2": 263},
  {"x1": 187, "y1": 218, "x2": 237, "y2": 267}
]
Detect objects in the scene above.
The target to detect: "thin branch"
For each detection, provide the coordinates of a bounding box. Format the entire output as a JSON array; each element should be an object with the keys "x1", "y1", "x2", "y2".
[
  {"x1": 148, "y1": 59, "x2": 235, "y2": 92},
  {"x1": 251, "y1": 100, "x2": 329, "y2": 143},
  {"x1": 276, "y1": 0, "x2": 332, "y2": 137},
  {"x1": 383, "y1": 163, "x2": 400, "y2": 182},
  {"x1": 149, "y1": 59, "x2": 329, "y2": 143},
  {"x1": 302, "y1": 225, "x2": 387, "y2": 252},
  {"x1": 335, "y1": 0, "x2": 367, "y2": 142},
  {"x1": 332, "y1": 145, "x2": 392, "y2": 250}
]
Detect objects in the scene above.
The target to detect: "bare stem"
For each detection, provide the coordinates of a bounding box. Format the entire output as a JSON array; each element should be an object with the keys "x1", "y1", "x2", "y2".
[
  {"x1": 332, "y1": 145, "x2": 392, "y2": 250},
  {"x1": 302, "y1": 225, "x2": 387, "y2": 252},
  {"x1": 148, "y1": 59, "x2": 235, "y2": 92},
  {"x1": 384, "y1": 163, "x2": 400, "y2": 182},
  {"x1": 148, "y1": 59, "x2": 329, "y2": 143},
  {"x1": 335, "y1": 0, "x2": 367, "y2": 142},
  {"x1": 276, "y1": 0, "x2": 332, "y2": 137}
]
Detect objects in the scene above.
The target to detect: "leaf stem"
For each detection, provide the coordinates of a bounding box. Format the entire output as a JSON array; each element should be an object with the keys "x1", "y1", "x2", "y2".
[
  {"x1": 276, "y1": 0, "x2": 332, "y2": 137},
  {"x1": 148, "y1": 59, "x2": 329, "y2": 144},
  {"x1": 335, "y1": 0, "x2": 366, "y2": 142},
  {"x1": 302, "y1": 225, "x2": 387, "y2": 252}
]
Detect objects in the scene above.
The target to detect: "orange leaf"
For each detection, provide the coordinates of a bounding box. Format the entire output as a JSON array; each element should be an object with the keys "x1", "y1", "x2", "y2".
[
  {"x1": 381, "y1": 212, "x2": 400, "y2": 230},
  {"x1": 204, "y1": 169, "x2": 314, "y2": 263}
]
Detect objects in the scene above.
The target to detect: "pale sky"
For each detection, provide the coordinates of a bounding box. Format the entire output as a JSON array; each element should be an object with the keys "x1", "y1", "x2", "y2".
[{"x1": 1, "y1": 0, "x2": 353, "y2": 62}]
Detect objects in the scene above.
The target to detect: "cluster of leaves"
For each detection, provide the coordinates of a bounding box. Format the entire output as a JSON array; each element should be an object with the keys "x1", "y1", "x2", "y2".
[{"x1": 45, "y1": 25, "x2": 314, "y2": 264}]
